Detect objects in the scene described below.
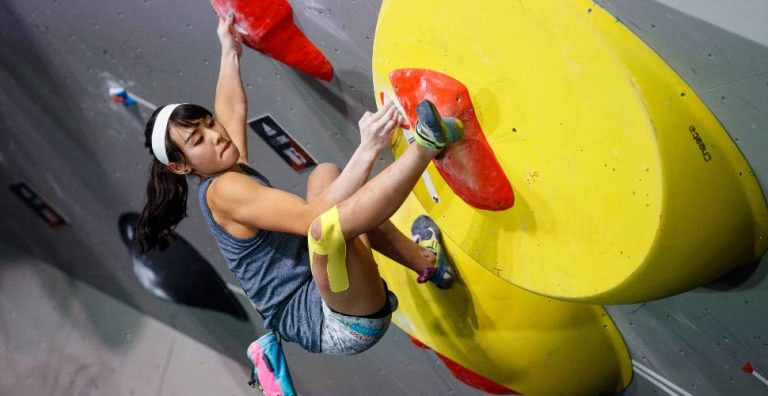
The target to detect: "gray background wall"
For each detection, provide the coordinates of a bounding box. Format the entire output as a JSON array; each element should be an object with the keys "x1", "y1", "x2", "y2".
[{"x1": 0, "y1": 0, "x2": 766, "y2": 394}]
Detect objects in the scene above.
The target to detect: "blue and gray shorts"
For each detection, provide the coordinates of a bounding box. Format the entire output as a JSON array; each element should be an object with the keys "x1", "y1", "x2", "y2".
[{"x1": 319, "y1": 285, "x2": 399, "y2": 355}]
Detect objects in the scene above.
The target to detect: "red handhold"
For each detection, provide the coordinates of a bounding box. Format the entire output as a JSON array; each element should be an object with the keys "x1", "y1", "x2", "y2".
[
  {"x1": 380, "y1": 91, "x2": 412, "y2": 130},
  {"x1": 211, "y1": 0, "x2": 334, "y2": 81},
  {"x1": 389, "y1": 69, "x2": 514, "y2": 211},
  {"x1": 743, "y1": 362, "x2": 754, "y2": 374}
]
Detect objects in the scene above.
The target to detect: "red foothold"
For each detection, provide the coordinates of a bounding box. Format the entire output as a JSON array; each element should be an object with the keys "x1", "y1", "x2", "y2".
[
  {"x1": 389, "y1": 68, "x2": 515, "y2": 211},
  {"x1": 743, "y1": 362, "x2": 754, "y2": 373},
  {"x1": 435, "y1": 352, "x2": 519, "y2": 394},
  {"x1": 406, "y1": 333, "x2": 518, "y2": 394},
  {"x1": 407, "y1": 334, "x2": 431, "y2": 350}
]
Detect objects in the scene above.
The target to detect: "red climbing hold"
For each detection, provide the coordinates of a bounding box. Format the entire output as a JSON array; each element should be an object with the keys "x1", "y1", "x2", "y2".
[
  {"x1": 389, "y1": 69, "x2": 514, "y2": 211},
  {"x1": 435, "y1": 352, "x2": 519, "y2": 395},
  {"x1": 210, "y1": 0, "x2": 334, "y2": 81},
  {"x1": 381, "y1": 91, "x2": 412, "y2": 129},
  {"x1": 743, "y1": 362, "x2": 754, "y2": 373},
  {"x1": 407, "y1": 334, "x2": 430, "y2": 349},
  {"x1": 406, "y1": 334, "x2": 518, "y2": 394}
]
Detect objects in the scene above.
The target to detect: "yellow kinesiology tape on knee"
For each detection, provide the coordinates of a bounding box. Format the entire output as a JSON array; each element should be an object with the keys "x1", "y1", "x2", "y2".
[{"x1": 307, "y1": 206, "x2": 349, "y2": 293}]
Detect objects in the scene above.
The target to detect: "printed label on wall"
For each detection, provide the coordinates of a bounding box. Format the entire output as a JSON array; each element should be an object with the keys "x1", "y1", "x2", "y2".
[
  {"x1": 248, "y1": 114, "x2": 317, "y2": 172},
  {"x1": 8, "y1": 182, "x2": 68, "y2": 228}
]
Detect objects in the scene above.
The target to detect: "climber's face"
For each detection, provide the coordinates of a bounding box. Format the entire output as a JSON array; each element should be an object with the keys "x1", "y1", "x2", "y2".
[{"x1": 167, "y1": 114, "x2": 240, "y2": 178}]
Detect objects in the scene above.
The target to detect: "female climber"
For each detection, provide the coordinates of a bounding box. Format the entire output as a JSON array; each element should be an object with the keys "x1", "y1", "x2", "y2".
[{"x1": 136, "y1": 13, "x2": 464, "y2": 355}]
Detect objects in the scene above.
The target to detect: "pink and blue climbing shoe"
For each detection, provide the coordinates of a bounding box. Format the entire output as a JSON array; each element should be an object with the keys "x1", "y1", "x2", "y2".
[
  {"x1": 246, "y1": 332, "x2": 296, "y2": 396},
  {"x1": 411, "y1": 215, "x2": 455, "y2": 289}
]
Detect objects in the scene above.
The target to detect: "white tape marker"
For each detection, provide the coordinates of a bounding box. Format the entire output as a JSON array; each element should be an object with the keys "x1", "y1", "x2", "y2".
[{"x1": 633, "y1": 360, "x2": 693, "y2": 396}]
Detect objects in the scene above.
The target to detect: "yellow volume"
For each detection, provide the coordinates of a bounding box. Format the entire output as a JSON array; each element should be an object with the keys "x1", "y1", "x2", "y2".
[
  {"x1": 374, "y1": 193, "x2": 632, "y2": 395},
  {"x1": 372, "y1": 0, "x2": 768, "y2": 303}
]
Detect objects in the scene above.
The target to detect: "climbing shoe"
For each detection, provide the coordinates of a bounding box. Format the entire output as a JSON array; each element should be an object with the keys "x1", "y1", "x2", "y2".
[
  {"x1": 414, "y1": 99, "x2": 464, "y2": 152},
  {"x1": 411, "y1": 214, "x2": 455, "y2": 289}
]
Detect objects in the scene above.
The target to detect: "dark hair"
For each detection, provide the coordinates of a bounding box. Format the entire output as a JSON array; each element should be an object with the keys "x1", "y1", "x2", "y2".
[{"x1": 136, "y1": 104, "x2": 212, "y2": 253}]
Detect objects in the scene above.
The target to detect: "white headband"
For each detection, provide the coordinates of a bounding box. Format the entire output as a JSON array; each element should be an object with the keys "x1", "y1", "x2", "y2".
[{"x1": 151, "y1": 104, "x2": 184, "y2": 165}]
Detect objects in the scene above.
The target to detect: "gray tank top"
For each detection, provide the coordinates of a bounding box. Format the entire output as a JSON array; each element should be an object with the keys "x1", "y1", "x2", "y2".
[{"x1": 197, "y1": 164, "x2": 323, "y2": 353}]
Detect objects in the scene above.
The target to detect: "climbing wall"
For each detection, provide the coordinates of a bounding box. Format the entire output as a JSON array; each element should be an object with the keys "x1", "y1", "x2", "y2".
[
  {"x1": 0, "y1": 0, "x2": 766, "y2": 394},
  {"x1": 597, "y1": 1, "x2": 768, "y2": 394}
]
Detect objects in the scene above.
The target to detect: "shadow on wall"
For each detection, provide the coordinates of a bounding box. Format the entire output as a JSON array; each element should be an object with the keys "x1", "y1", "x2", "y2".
[
  {"x1": 289, "y1": 68, "x2": 380, "y2": 157},
  {"x1": 0, "y1": 173, "x2": 143, "y2": 350},
  {"x1": 0, "y1": 3, "x2": 262, "y2": 365},
  {"x1": 0, "y1": 2, "x2": 114, "y2": 198},
  {"x1": 705, "y1": 258, "x2": 768, "y2": 291},
  {"x1": 118, "y1": 213, "x2": 249, "y2": 322}
]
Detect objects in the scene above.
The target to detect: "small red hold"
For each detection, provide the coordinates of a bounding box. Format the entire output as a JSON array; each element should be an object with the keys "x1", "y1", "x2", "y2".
[
  {"x1": 743, "y1": 362, "x2": 754, "y2": 374},
  {"x1": 406, "y1": 334, "x2": 518, "y2": 394},
  {"x1": 435, "y1": 352, "x2": 519, "y2": 395},
  {"x1": 210, "y1": 0, "x2": 334, "y2": 81},
  {"x1": 407, "y1": 334, "x2": 431, "y2": 350},
  {"x1": 389, "y1": 69, "x2": 514, "y2": 211}
]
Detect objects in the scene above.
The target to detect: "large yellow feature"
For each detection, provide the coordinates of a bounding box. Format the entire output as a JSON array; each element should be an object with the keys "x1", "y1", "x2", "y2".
[
  {"x1": 372, "y1": 0, "x2": 768, "y2": 303},
  {"x1": 374, "y1": 193, "x2": 632, "y2": 395}
]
